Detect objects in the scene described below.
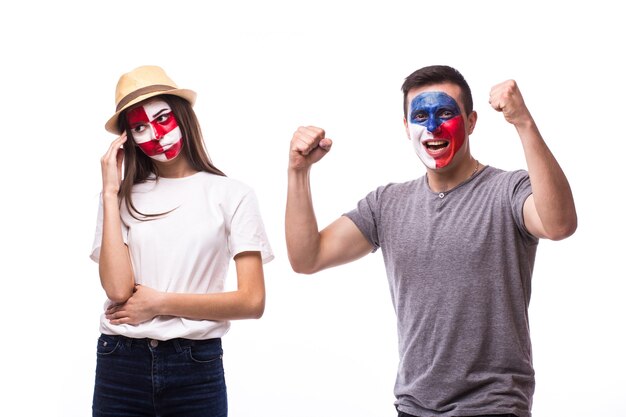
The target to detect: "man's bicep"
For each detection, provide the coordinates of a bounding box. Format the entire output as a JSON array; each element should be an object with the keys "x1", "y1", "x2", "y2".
[
  {"x1": 317, "y1": 215, "x2": 374, "y2": 271},
  {"x1": 523, "y1": 194, "x2": 548, "y2": 239}
]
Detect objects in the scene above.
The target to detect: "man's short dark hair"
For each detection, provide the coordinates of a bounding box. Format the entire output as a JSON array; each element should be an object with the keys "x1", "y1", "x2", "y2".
[{"x1": 401, "y1": 65, "x2": 473, "y2": 119}]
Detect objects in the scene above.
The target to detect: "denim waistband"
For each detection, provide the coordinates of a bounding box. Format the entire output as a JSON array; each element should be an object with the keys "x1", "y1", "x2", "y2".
[{"x1": 100, "y1": 333, "x2": 221, "y2": 353}]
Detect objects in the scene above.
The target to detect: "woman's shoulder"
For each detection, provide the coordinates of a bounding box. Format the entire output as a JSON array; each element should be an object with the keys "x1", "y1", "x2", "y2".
[{"x1": 193, "y1": 172, "x2": 255, "y2": 195}]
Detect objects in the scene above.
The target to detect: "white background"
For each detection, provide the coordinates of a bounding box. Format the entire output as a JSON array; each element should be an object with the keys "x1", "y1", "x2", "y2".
[{"x1": 1, "y1": 1, "x2": 624, "y2": 416}]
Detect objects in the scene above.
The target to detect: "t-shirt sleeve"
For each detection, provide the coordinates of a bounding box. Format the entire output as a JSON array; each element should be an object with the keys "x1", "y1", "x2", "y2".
[
  {"x1": 343, "y1": 187, "x2": 382, "y2": 252},
  {"x1": 89, "y1": 194, "x2": 129, "y2": 263},
  {"x1": 228, "y1": 190, "x2": 274, "y2": 264},
  {"x1": 508, "y1": 170, "x2": 538, "y2": 244}
]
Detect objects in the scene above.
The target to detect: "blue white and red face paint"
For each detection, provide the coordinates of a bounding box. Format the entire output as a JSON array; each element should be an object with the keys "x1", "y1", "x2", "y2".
[
  {"x1": 126, "y1": 98, "x2": 183, "y2": 162},
  {"x1": 407, "y1": 91, "x2": 466, "y2": 169}
]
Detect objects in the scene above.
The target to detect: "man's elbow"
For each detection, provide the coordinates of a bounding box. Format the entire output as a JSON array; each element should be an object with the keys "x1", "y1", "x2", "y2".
[
  {"x1": 288, "y1": 257, "x2": 320, "y2": 275},
  {"x1": 545, "y1": 216, "x2": 578, "y2": 241}
]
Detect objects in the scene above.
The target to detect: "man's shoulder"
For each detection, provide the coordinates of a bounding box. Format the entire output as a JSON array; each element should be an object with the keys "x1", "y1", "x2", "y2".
[
  {"x1": 479, "y1": 166, "x2": 529, "y2": 185},
  {"x1": 482, "y1": 165, "x2": 527, "y2": 175},
  {"x1": 372, "y1": 177, "x2": 425, "y2": 196}
]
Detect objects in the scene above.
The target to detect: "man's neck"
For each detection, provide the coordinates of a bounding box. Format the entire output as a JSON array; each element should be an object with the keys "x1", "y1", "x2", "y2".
[{"x1": 426, "y1": 157, "x2": 481, "y2": 193}]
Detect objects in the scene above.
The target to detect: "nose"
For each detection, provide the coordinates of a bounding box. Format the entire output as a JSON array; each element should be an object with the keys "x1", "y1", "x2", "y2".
[
  {"x1": 150, "y1": 122, "x2": 163, "y2": 140},
  {"x1": 426, "y1": 118, "x2": 441, "y2": 134}
]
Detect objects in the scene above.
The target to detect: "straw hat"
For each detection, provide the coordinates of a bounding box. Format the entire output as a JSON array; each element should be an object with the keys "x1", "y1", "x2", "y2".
[{"x1": 105, "y1": 65, "x2": 197, "y2": 134}]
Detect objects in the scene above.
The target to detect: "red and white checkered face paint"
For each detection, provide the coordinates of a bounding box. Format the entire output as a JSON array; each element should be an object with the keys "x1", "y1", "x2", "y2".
[{"x1": 126, "y1": 98, "x2": 183, "y2": 162}]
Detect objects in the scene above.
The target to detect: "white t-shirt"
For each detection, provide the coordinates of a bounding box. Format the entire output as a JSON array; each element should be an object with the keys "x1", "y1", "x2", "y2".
[{"x1": 90, "y1": 172, "x2": 274, "y2": 340}]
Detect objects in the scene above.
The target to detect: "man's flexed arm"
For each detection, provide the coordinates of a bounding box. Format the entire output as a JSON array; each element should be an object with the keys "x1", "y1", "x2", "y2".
[
  {"x1": 286, "y1": 126, "x2": 372, "y2": 274},
  {"x1": 490, "y1": 80, "x2": 577, "y2": 240}
]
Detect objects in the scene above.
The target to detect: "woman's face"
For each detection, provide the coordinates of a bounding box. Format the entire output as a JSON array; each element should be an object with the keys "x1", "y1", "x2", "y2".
[{"x1": 126, "y1": 98, "x2": 183, "y2": 161}]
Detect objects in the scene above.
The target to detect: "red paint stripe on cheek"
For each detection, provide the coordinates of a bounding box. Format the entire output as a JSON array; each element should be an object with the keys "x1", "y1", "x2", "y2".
[
  {"x1": 152, "y1": 114, "x2": 180, "y2": 138},
  {"x1": 433, "y1": 116, "x2": 466, "y2": 169},
  {"x1": 440, "y1": 116, "x2": 465, "y2": 151}
]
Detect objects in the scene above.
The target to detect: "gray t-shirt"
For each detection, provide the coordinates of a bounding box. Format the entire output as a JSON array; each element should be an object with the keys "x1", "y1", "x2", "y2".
[{"x1": 345, "y1": 166, "x2": 538, "y2": 417}]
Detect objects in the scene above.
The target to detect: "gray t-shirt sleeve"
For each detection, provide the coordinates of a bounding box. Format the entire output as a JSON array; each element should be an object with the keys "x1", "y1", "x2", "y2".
[
  {"x1": 507, "y1": 170, "x2": 537, "y2": 243},
  {"x1": 344, "y1": 186, "x2": 385, "y2": 252}
]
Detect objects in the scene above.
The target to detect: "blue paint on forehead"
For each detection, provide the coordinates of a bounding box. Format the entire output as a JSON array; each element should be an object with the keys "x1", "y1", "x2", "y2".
[{"x1": 409, "y1": 91, "x2": 461, "y2": 132}]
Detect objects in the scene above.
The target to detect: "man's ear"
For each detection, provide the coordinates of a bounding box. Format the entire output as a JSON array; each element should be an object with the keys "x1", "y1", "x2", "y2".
[
  {"x1": 467, "y1": 111, "x2": 477, "y2": 135},
  {"x1": 403, "y1": 117, "x2": 411, "y2": 140}
]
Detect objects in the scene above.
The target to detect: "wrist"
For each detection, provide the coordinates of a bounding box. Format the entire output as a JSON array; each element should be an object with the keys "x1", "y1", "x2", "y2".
[
  {"x1": 154, "y1": 291, "x2": 169, "y2": 316},
  {"x1": 287, "y1": 167, "x2": 312, "y2": 189},
  {"x1": 102, "y1": 190, "x2": 120, "y2": 200},
  {"x1": 514, "y1": 116, "x2": 539, "y2": 138},
  {"x1": 288, "y1": 163, "x2": 312, "y2": 177},
  {"x1": 512, "y1": 111, "x2": 534, "y2": 130}
]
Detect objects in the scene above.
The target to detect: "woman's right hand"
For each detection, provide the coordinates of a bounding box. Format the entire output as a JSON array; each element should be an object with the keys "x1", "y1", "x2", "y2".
[{"x1": 101, "y1": 132, "x2": 127, "y2": 196}]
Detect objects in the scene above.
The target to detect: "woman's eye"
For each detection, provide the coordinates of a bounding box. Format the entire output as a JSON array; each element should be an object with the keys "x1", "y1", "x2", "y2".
[
  {"x1": 132, "y1": 125, "x2": 147, "y2": 133},
  {"x1": 156, "y1": 113, "x2": 171, "y2": 123}
]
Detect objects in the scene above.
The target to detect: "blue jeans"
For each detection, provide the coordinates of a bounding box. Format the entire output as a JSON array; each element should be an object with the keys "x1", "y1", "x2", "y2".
[{"x1": 93, "y1": 334, "x2": 227, "y2": 417}]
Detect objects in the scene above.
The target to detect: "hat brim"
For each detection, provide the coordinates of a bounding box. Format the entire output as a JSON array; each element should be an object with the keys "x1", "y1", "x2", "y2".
[{"x1": 104, "y1": 88, "x2": 197, "y2": 134}]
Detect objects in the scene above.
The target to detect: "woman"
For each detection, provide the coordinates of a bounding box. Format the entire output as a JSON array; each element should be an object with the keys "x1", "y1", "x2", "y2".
[{"x1": 90, "y1": 65, "x2": 273, "y2": 416}]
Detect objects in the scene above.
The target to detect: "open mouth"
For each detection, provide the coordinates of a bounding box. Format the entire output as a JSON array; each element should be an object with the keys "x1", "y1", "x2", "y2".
[{"x1": 424, "y1": 140, "x2": 449, "y2": 152}]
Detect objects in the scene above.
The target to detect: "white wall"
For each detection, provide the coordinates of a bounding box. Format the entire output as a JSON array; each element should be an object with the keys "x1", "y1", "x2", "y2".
[{"x1": 1, "y1": 1, "x2": 623, "y2": 416}]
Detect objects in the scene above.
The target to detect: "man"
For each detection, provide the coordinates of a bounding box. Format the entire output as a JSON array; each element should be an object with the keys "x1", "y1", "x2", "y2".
[{"x1": 285, "y1": 65, "x2": 577, "y2": 417}]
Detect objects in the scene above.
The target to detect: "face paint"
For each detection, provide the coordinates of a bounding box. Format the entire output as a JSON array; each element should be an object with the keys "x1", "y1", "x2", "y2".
[
  {"x1": 126, "y1": 99, "x2": 183, "y2": 162},
  {"x1": 407, "y1": 91, "x2": 466, "y2": 169}
]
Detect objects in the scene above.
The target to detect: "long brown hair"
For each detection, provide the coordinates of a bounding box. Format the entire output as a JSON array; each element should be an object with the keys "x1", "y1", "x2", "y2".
[{"x1": 116, "y1": 94, "x2": 226, "y2": 220}]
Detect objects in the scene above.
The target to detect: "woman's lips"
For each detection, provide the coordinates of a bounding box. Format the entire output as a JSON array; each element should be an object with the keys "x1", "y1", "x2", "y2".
[
  {"x1": 147, "y1": 139, "x2": 174, "y2": 154},
  {"x1": 160, "y1": 142, "x2": 174, "y2": 152}
]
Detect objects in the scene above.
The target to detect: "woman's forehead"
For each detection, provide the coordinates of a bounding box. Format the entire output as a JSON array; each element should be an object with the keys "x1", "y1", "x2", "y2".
[{"x1": 127, "y1": 98, "x2": 172, "y2": 121}]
